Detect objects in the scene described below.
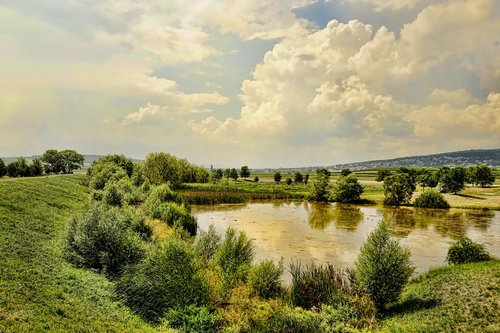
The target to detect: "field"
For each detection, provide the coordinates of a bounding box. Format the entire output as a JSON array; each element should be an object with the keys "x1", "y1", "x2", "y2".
[{"x1": 0, "y1": 175, "x2": 158, "y2": 332}]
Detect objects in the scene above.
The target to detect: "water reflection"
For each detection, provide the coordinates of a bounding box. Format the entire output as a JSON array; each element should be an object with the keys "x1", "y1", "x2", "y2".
[
  {"x1": 305, "y1": 203, "x2": 364, "y2": 231},
  {"x1": 193, "y1": 201, "x2": 499, "y2": 276}
]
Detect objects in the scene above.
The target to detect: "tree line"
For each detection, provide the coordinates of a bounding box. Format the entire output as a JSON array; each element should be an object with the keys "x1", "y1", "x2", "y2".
[{"x1": 0, "y1": 149, "x2": 84, "y2": 178}]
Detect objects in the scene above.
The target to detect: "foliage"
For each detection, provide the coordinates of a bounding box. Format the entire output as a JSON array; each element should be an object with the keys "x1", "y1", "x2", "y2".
[
  {"x1": 87, "y1": 160, "x2": 128, "y2": 190},
  {"x1": 304, "y1": 173, "x2": 310, "y2": 184},
  {"x1": 41, "y1": 149, "x2": 85, "y2": 174},
  {"x1": 396, "y1": 167, "x2": 418, "y2": 191},
  {"x1": 469, "y1": 164, "x2": 495, "y2": 187},
  {"x1": 260, "y1": 307, "x2": 321, "y2": 333},
  {"x1": 229, "y1": 168, "x2": 239, "y2": 180},
  {"x1": 311, "y1": 169, "x2": 331, "y2": 201},
  {"x1": 440, "y1": 166, "x2": 466, "y2": 194},
  {"x1": 383, "y1": 173, "x2": 414, "y2": 206},
  {"x1": 417, "y1": 169, "x2": 439, "y2": 189},
  {"x1": 294, "y1": 172, "x2": 304, "y2": 183},
  {"x1": 376, "y1": 169, "x2": 391, "y2": 182},
  {"x1": 274, "y1": 171, "x2": 282, "y2": 183},
  {"x1": 163, "y1": 305, "x2": 220, "y2": 333},
  {"x1": 30, "y1": 158, "x2": 44, "y2": 176},
  {"x1": 254, "y1": 176, "x2": 259, "y2": 182},
  {"x1": 240, "y1": 165, "x2": 251, "y2": 178},
  {"x1": 6, "y1": 157, "x2": 30, "y2": 177},
  {"x1": 248, "y1": 259, "x2": 284, "y2": 299},
  {"x1": 143, "y1": 152, "x2": 182, "y2": 187},
  {"x1": 0, "y1": 158, "x2": 6, "y2": 177},
  {"x1": 290, "y1": 262, "x2": 352, "y2": 309},
  {"x1": 340, "y1": 168, "x2": 352, "y2": 177},
  {"x1": 194, "y1": 225, "x2": 222, "y2": 264},
  {"x1": 210, "y1": 168, "x2": 223, "y2": 182},
  {"x1": 65, "y1": 203, "x2": 145, "y2": 278},
  {"x1": 330, "y1": 175, "x2": 364, "y2": 203},
  {"x1": 413, "y1": 190, "x2": 449, "y2": 208},
  {"x1": 116, "y1": 235, "x2": 208, "y2": 322},
  {"x1": 215, "y1": 227, "x2": 254, "y2": 288},
  {"x1": 102, "y1": 183, "x2": 124, "y2": 207},
  {"x1": 355, "y1": 221, "x2": 414, "y2": 310},
  {"x1": 285, "y1": 177, "x2": 293, "y2": 185},
  {"x1": 144, "y1": 184, "x2": 184, "y2": 218},
  {"x1": 446, "y1": 238, "x2": 491, "y2": 265}
]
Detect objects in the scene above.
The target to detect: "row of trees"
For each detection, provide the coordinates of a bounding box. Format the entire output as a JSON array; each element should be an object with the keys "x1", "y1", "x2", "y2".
[{"x1": 0, "y1": 149, "x2": 84, "y2": 178}]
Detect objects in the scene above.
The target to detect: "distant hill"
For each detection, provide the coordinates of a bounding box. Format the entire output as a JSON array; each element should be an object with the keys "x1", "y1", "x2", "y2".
[{"x1": 263, "y1": 148, "x2": 500, "y2": 172}]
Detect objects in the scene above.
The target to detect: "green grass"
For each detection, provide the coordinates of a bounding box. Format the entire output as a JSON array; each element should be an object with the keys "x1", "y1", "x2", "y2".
[
  {"x1": 380, "y1": 260, "x2": 500, "y2": 333},
  {"x1": 0, "y1": 175, "x2": 157, "y2": 332}
]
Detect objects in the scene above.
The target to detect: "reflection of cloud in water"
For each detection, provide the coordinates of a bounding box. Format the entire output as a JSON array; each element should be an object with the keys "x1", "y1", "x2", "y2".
[{"x1": 194, "y1": 201, "x2": 500, "y2": 278}]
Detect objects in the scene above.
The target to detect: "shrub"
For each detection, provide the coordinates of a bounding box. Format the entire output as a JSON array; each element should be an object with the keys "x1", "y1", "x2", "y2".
[
  {"x1": 355, "y1": 221, "x2": 414, "y2": 310},
  {"x1": 248, "y1": 259, "x2": 284, "y2": 299},
  {"x1": 163, "y1": 305, "x2": 220, "y2": 333},
  {"x1": 290, "y1": 262, "x2": 352, "y2": 309},
  {"x1": 102, "y1": 183, "x2": 123, "y2": 207},
  {"x1": 414, "y1": 190, "x2": 450, "y2": 208},
  {"x1": 311, "y1": 169, "x2": 331, "y2": 201},
  {"x1": 116, "y1": 235, "x2": 208, "y2": 322},
  {"x1": 383, "y1": 173, "x2": 414, "y2": 206},
  {"x1": 65, "y1": 203, "x2": 145, "y2": 278},
  {"x1": 286, "y1": 178, "x2": 293, "y2": 185},
  {"x1": 446, "y1": 237, "x2": 491, "y2": 265},
  {"x1": 195, "y1": 225, "x2": 222, "y2": 263},
  {"x1": 144, "y1": 184, "x2": 184, "y2": 218},
  {"x1": 259, "y1": 307, "x2": 321, "y2": 333},
  {"x1": 330, "y1": 175, "x2": 364, "y2": 203},
  {"x1": 216, "y1": 227, "x2": 254, "y2": 287}
]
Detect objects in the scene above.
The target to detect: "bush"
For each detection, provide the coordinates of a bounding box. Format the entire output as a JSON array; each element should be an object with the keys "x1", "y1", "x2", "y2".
[
  {"x1": 216, "y1": 227, "x2": 254, "y2": 287},
  {"x1": 102, "y1": 183, "x2": 123, "y2": 207},
  {"x1": 116, "y1": 235, "x2": 208, "y2": 322},
  {"x1": 163, "y1": 305, "x2": 220, "y2": 333},
  {"x1": 446, "y1": 238, "x2": 491, "y2": 265},
  {"x1": 330, "y1": 175, "x2": 364, "y2": 203},
  {"x1": 65, "y1": 203, "x2": 145, "y2": 278},
  {"x1": 414, "y1": 190, "x2": 450, "y2": 208},
  {"x1": 144, "y1": 184, "x2": 184, "y2": 218},
  {"x1": 195, "y1": 225, "x2": 222, "y2": 263},
  {"x1": 290, "y1": 262, "x2": 352, "y2": 309},
  {"x1": 259, "y1": 307, "x2": 321, "y2": 333},
  {"x1": 355, "y1": 221, "x2": 414, "y2": 310},
  {"x1": 248, "y1": 259, "x2": 284, "y2": 299}
]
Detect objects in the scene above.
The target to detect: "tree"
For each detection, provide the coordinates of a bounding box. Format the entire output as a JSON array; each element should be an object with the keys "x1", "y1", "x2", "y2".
[
  {"x1": 210, "y1": 169, "x2": 223, "y2": 183},
  {"x1": 340, "y1": 168, "x2": 352, "y2": 177},
  {"x1": 294, "y1": 172, "x2": 303, "y2": 183},
  {"x1": 229, "y1": 168, "x2": 239, "y2": 181},
  {"x1": 42, "y1": 149, "x2": 63, "y2": 174},
  {"x1": 285, "y1": 178, "x2": 293, "y2": 185},
  {"x1": 7, "y1": 158, "x2": 30, "y2": 177},
  {"x1": 30, "y1": 158, "x2": 44, "y2": 176},
  {"x1": 417, "y1": 169, "x2": 438, "y2": 189},
  {"x1": 330, "y1": 175, "x2": 364, "y2": 203},
  {"x1": 375, "y1": 169, "x2": 391, "y2": 182},
  {"x1": 311, "y1": 168, "x2": 330, "y2": 201},
  {"x1": 274, "y1": 172, "x2": 282, "y2": 183},
  {"x1": 240, "y1": 166, "x2": 250, "y2": 179},
  {"x1": 396, "y1": 167, "x2": 417, "y2": 191},
  {"x1": 143, "y1": 152, "x2": 182, "y2": 188},
  {"x1": 254, "y1": 176, "x2": 259, "y2": 182},
  {"x1": 0, "y1": 159, "x2": 6, "y2": 177},
  {"x1": 440, "y1": 166, "x2": 466, "y2": 194},
  {"x1": 383, "y1": 173, "x2": 414, "y2": 206},
  {"x1": 59, "y1": 149, "x2": 84, "y2": 173},
  {"x1": 472, "y1": 164, "x2": 495, "y2": 187},
  {"x1": 304, "y1": 174, "x2": 310, "y2": 184},
  {"x1": 355, "y1": 221, "x2": 414, "y2": 311}
]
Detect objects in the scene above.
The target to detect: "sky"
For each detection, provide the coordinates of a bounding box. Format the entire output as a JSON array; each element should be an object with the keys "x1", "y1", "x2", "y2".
[{"x1": 0, "y1": 0, "x2": 499, "y2": 168}]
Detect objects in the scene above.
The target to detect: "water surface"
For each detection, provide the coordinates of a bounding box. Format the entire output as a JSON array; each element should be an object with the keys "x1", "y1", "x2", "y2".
[{"x1": 193, "y1": 201, "x2": 499, "y2": 277}]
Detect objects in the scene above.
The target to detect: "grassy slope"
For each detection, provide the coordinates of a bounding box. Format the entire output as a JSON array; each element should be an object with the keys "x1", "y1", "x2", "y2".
[
  {"x1": 381, "y1": 260, "x2": 500, "y2": 333},
  {"x1": 0, "y1": 175, "x2": 156, "y2": 333}
]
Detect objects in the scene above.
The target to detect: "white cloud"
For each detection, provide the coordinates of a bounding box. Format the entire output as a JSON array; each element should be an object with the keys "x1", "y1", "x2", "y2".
[{"x1": 346, "y1": 0, "x2": 425, "y2": 11}]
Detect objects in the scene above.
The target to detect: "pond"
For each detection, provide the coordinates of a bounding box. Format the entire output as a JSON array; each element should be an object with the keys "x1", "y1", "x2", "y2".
[{"x1": 193, "y1": 201, "x2": 499, "y2": 278}]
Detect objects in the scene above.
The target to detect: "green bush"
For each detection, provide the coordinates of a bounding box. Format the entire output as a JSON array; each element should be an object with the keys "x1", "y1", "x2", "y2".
[
  {"x1": 248, "y1": 259, "x2": 284, "y2": 299},
  {"x1": 216, "y1": 227, "x2": 254, "y2": 288},
  {"x1": 163, "y1": 305, "x2": 220, "y2": 333},
  {"x1": 355, "y1": 221, "x2": 414, "y2": 310},
  {"x1": 116, "y1": 235, "x2": 208, "y2": 322},
  {"x1": 102, "y1": 183, "x2": 123, "y2": 207},
  {"x1": 259, "y1": 307, "x2": 321, "y2": 333},
  {"x1": 446, "y1": 237, "x2": 491, "y2": 265},
  {"x1": 330, "y1": 175, "x2": 364, "y2": 203},
  {"x1": 195, "y1": 225, "x2": 222, "y2": 263},
  {"x1": 414, "y1": 190, "x2": 450, "y2": 208},
  {"x1": 144, "y1": 184, "x2": 184, "y2": 218},
  {"x1": 290, "y1": 262, "x2": 352, "y2": 309},
  {"x1": 65, "y1": 203, "x2": 145, "y2": 278}
]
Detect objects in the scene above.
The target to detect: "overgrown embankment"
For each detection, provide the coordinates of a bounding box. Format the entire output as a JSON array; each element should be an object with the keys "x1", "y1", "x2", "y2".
[{"x1": 0, "y1": 175, "x2": 156, "y2": 332}]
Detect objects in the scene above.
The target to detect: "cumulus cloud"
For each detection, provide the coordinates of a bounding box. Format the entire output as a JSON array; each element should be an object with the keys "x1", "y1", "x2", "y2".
[
  {"x1": 346, "y1": 0, "x2": 425, "y2": 11},
  {"x1": 191, "y1": 0, "x2": 499, "y2": 164}
]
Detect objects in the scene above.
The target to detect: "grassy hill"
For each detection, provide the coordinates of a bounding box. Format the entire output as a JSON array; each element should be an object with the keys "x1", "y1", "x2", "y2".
[{"x1": 0, "y1": 175, "x2": 158, "y2": 332}]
